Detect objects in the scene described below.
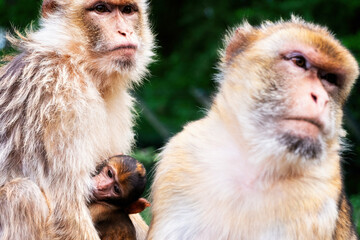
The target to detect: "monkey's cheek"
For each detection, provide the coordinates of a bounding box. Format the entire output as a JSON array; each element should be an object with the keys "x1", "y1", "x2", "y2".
[{"x1": 279, "y1": 119, "x2": 321, "y2": 139}]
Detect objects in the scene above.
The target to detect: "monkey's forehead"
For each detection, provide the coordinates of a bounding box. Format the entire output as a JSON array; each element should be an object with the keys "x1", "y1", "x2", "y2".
[
  {"x1": 225, "y1": 18, "x2": 358, "y2": 73},
  {"x1": 107, "y1": 155, "x2": 145, "y2": 173},
  {"x1": 258, "y1": 26, "x2": 358, "y2": 78},
  {"x1": 224, "y1": 19, "x2": 358, "y2": 82}
]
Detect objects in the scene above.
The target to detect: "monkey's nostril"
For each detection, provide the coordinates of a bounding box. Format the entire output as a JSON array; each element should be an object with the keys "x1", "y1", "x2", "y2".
[
  {"x1": 118, "y1": 31, "x2": 126, "y2": 36},
  {"x1": 311, "y1": 93, "x2": 317, "y2": 103}
]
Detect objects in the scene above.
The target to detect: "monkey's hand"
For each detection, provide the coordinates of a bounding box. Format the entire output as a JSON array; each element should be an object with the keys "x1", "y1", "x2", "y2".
[{"x1": 125, "y1": 198, "x2": 151, "y2": 214}]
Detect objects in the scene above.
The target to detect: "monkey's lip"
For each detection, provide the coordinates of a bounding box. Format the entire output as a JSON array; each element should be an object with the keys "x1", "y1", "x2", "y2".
[
  {"x1": 282, "y1": 117, "x2": 324, "y2": 130},
  {"x1": 110, "y1": 44, "x2": 137, "y2": 52}
]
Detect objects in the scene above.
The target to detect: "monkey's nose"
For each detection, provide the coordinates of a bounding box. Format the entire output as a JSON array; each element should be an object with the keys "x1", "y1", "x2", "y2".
[{"x1": 310, "y1": 90, "x2": 329, "y2": 112}]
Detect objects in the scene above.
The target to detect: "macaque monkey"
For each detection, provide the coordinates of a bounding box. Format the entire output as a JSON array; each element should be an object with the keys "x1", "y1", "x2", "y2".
[
  {"x1": 89, "y1": 155, "x2": 150, "y2": 240},
  {"x1": 148, "y1": 17, "x2": 359, "y2": 239},
  {"x1": 0, "y1": 0, "x2": 154, "y2": 239}
]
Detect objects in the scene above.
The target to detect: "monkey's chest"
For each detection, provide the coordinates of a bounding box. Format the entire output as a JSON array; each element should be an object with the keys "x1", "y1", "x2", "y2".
[{"x1": 203, "y1": 181, "x2": 339, "y2": 239}]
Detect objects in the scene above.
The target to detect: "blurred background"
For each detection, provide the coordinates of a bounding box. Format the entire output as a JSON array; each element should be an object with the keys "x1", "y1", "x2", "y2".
[{"x1": 0, "y1": 0, "x2": 359, "y2": 230}]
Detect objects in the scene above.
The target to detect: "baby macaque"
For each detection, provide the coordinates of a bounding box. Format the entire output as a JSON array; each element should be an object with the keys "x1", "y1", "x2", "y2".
[{"x1": 90, "y1": 155, "x2": 150, "y2": 240}]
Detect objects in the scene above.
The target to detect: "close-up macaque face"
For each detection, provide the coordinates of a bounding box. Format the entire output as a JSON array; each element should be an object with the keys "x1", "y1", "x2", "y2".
[
  {"x1": 225, "y1": 27, "x2": 359, "y2": 161},
  {"x1": 82, "y1": 0, "x2": 142, "y2": 69},
  {"x1": 92, "y1": 155, "x2": 147, "y2": 207}
]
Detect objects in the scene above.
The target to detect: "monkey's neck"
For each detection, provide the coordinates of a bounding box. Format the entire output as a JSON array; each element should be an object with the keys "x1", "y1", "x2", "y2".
[{"x1": 211, "y1": 93, "x2": 251, "y2": 152}]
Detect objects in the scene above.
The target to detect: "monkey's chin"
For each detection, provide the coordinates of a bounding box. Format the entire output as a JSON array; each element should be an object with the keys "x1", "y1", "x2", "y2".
[
  {"x1": 113, "y1": 59, "x2": 135, "y2": 71},
  {"x1": 277, "y1": 132, "x2": 324, "y2": 160}
]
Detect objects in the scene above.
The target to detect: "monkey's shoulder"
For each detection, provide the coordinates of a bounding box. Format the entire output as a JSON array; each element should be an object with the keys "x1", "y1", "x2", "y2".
[
  {"x1": 157, "y1": 115, "x2": 237, "y2": 185},
  {"x1": 163, "y1": 113, "x2": 236, "y2": 154},
  {"x1": 0, "y1": 53, "x2": 26, "y2": 85},
  {"x1": 160, "y1": 117, "x2": 217, "y2": 158}
]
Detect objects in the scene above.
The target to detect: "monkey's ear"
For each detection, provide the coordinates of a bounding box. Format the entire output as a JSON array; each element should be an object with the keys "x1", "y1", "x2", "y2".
[
  {"x1": 42, "y1": 0, "x2": 60, "y2": 18},
  {"x1": 125, "y1": 198, "x2": 151, "y2": 214},
  {"x1": 224, "y1": 24, "x2": 255, "y2": 62}
]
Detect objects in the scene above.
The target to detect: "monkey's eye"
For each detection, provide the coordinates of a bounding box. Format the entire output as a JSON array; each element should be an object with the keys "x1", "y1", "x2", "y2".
[
  {"x1": 107, "y1": 169, "x2": 113, "y2": 178},
  {"x1": 94, "y1": 3, "x2": 110, "y2": 13},
  {"x1": 291, "y1": 56, "x2": 307, "y2": 69},
  {"x1": 114, "y1": 185, "x2": 121, "y2": 195},
  {"x1": 319, "y1": 72, "x2": 339, "y2": 86},
  {"x1": 122, "y1": 5, "x2": 136, "y2": 14}
]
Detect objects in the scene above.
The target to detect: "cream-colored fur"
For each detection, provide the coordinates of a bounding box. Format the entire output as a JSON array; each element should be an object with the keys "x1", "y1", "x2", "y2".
[
  {"x1": 0, "y1": 0, "x2": 154, "y2": 239},
  {"x1": 148, "y1": 17, "x2": 358, "y2": 240}
]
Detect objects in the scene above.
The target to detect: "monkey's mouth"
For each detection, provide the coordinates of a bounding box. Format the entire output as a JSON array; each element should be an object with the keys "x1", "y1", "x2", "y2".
[
  {"x1": 110, "y1": 45, "x2": 137, "y2": 61},
  {"x1": 283, "y1": 117, "x2": 323, "y2": 129},
  {"x1": 111, "y1": 44, "x2": 137, "y2": 52},
  {"x1": 281, "y1": 117, "x2": 324, "y2": 137}
]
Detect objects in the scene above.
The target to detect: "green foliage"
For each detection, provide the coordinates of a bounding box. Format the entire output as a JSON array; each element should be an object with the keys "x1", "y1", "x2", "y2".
[
  {"x1": 132, "y1": 148, "x2": 155, "y2": 225},
  {"x1": 140, "y1": 205, "x2": 152, "y2": 225},
  {"x1": 131, "y1": 148, "x2": 156, "y2": 195},
  {"x1": 0, "y1": 0, "x2": 40, "y2": 29},
  {"x1": 350, "y1": 195, "x2": 360, "y2": 234},
  {"x1": 131, "y1": 147, "x2": 156, "y2": 166}
]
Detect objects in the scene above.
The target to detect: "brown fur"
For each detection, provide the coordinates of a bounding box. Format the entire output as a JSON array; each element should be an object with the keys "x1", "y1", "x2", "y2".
[
  {"x1": 334, "y1": 192, "x2": 358, "y2": 239},
  {"x1": 90, "y1": 203, "x2": 137, "y2": 240},
  {"x1": 90, "y1": 155, "x2": 147, "y2": 222},
  {"x1": 0, "y1": 0, "x2": 154, "y2": 239},
  {"x1": 90, "y1": 199, "x2": 150, "y2": 240},
  {"x1": 89, "y1": 155, "x2": 152, "y2": 240},
  {"x1": 148, "y1": 17, "x2": 359, "y2": 239},
  {"x1": 41, "y1": 0, "x2": 59, "y2": 18}
]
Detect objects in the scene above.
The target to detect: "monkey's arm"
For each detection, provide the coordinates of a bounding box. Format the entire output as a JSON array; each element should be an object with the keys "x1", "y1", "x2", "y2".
[
  {"x1": 45, "y1": 151, "x2": 102, "y2": 240},
  {"x1": 42, "y1": 87, "x2": 109, "y2": 240},
  {"x1": 0, "y1": 178, "x2": 52, "y2": 240}
]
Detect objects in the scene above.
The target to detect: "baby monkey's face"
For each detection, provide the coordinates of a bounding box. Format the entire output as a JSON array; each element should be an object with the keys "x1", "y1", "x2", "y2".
[{"x1": 92, "y1": 155, "x2": 147, "y2": 207}]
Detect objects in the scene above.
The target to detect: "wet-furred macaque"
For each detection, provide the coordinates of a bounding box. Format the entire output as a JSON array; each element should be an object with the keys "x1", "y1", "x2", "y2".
[
  {"x1": 0, "y1": 0, "x2": 154, "y2": 239},
  {"x1": 148, "y1": 17, "x2": 359, "y2": 239},
  {"x1": 90, "y1": 155, "x2": 150, "y2": 240}
]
